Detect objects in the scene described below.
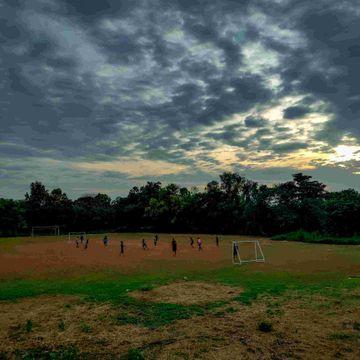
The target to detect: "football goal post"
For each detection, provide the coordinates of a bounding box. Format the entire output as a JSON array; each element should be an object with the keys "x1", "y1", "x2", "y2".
[
  {"x1": 31, "y1": 226, "x2": 60, "y2": 237},
  {"x1": 68, "y1": 232, "x2": 87, "y2": 241},
  {"x1": 232, "y1": 240, "x2": 265, "y2": 265}
]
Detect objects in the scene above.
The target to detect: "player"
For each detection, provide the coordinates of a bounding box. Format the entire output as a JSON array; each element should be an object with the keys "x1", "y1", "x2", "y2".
[
  {"x1": 154, "y1": 234, "x2": 158, "y2": 246},
  {"x1": 84, "y1": 238, "x2": 89, "y2": 250},
  {"x1": 233, "y1": 242, "x2": 239, "y2": 260},
  {"x1": 197, "y1": 237, "x2": 202, "y2": 251},
  {"x1": 190, "y1": 237, "x2": 194, "y2": 248},
  {"x1": 76, "y1": 238, "x2": 79, "y2": 248},
  {"x1": 80, "y1": 235, "x2": 84, "y2": 244},
  {"x1": 120, "y1": 240, "x2": 124, "y2": 255},
  {"x1": 171, "y1": 238, "x2": 177, "y2": 256},
  {"x1": 216, "y1": 235, "x2": 219, "y2": 247},
  {"x1": 103, "y1": 235, "x2": 108, "y2": 247},
  {"x1": 142, "y1": 238, "x2": 148, "y2": 250}
]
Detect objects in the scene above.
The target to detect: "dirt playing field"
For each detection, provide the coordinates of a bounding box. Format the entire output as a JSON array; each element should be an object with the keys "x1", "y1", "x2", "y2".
[
  {"x1": 0, "y1": 233, "x2": 359, "y2": 359},
  {"x1": 0, "y1": 233, "x2": 359, "y2": 277}
]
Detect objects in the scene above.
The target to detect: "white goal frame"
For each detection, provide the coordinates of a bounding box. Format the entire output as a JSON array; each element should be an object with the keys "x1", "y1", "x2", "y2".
[
  {"x1": 232, "y1": 240, "x2": 265, "y2": 265},
  {"x1": 68, "y1": 232, "x2": 87, "y2": 241},
  {"x1": 31, "y1": 225, "x2": 60, "y2": 237}
]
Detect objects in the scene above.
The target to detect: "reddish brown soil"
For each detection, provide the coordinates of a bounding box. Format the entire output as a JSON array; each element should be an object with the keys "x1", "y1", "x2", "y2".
[{"x1": 0, "y1": 233, "x2": 359, "y2": 277}]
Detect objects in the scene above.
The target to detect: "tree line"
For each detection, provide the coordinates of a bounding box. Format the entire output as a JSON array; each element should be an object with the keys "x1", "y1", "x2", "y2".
[{"x1": 0, "y1": 172, "x2": 359, "y2": 237}]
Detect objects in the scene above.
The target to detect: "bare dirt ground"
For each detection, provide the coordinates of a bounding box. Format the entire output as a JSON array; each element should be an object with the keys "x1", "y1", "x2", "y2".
[
  {"x1": 0, "y1": 233, "x2": 359, "y2": 277},
  {"x1": 130, "y1": 281, "x2": 240, "y2": 305},
  {"x1": 0, "y1": 287, "x2": 359, "y2": 359}
]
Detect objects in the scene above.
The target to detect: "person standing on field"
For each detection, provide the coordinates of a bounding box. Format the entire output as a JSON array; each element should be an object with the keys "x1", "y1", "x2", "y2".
[
  {"x1": 103, "y1": 235, "x2": 109, "y2": 247},
  {"x1": 216, "y1": 235, "x2": 219, "y2": 247},
  {"x1": 190, "y1": 237, "x2": 194, "y2": 248},
  {"x1": 171, "y1": 238, "x2": 177, "y2": 256},
  {"x1": 142, "y1": 238, "x2": 148, "y2": 250},
  {"x1": 120, "y1": 240, "x2": 125, "y2": 255},
  {"x1": 197, "y1": 237, "x2": 202, "y2": 251},
  {"x1": 154, "y1": 234, "x2": 158, "y2": 246},
  {"x1": 80, "y1": 235, "x2": 84, "y2": 244},
  {"x1": 76, "y1": 238, "x2": 79, "y2": 248},
  {"x1": 84, "y1": 238, "x2": 89, "y2": 250}
]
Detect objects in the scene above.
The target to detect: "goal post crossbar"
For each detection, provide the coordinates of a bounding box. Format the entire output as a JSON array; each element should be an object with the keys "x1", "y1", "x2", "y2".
[{"x1": 232, "y1": 240, "x2": 265, "y2": 265}]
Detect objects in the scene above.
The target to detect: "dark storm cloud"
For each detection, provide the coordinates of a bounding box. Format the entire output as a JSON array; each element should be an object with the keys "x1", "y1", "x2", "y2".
[
  {"x1": 272, "y1": 142, "x2": 308, "y2": 153},
  {"x1": 244, "y1": 116, "x2": 268, "y2": 128},
  {"x1": 277, "y1": 1, "x2": 360, "y2": 139},
  {"x1": 1, "y1": 0, "x2": 359, "y2": 197},
  {"x1": 283, "y1": 106, "x2": 310, "y2": 120}
]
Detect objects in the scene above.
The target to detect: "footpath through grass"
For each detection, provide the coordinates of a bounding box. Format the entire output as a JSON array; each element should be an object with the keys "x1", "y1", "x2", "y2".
[{"x1": 272, "y1": 230, "x2": 360, "y2": 245}]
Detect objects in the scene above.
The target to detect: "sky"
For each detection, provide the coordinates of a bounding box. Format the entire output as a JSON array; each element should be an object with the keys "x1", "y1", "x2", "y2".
[{"x1": 1, "y1": 0, "x2": 360, "y2": 199}]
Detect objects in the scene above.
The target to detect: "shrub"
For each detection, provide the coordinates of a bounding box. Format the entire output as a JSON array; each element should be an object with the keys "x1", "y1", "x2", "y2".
[
  {"x1": 258, "y1": 320, "x2": 272, "y2": 332},
  {"x1": 25, "y1": 320, "x2": 33, "y2": 333}
]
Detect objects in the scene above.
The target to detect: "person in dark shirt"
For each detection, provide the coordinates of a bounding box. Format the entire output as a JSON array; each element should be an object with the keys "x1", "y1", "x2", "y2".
[
  {"x1": 120, "y1": 240, "x2": 125, "y2": 255},
  {"x1": 171, "y1": 238, "x2": 177, "y2": 256},
  {"x1": 190, "y1": 237, "x2": 194, "y2": 248}
]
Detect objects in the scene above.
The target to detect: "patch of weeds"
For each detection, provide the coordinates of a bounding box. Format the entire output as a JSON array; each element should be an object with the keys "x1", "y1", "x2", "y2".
[
  {"x1": 13, "y1": 346, "x2": 78, "y2": 359},
  {"x1": 95, "y1": 338, "x2": 109, "y2": 346},
  {"x1": 225, "y1": 306, "x2": 237, "y2": 313},
  {"x1": 58, "y1": 320, "x2": 65, "y2": 332},
  {"x1": 258, "y1": 320, "x2": 273, "y2": 333},
  {"x1": 353, "y1": 322, "x2": 360, "y2": 331},
  {"x1": 329, "y1": 332, "x2": 353, "y2": 340},
  {"x1": 0, "y1": 352, "x2": 8, "y2": 360},
  {"x1": 212, "y1": 310, "x2": 225, "y2": 317},
  {"x1": 174, "y1": 352, "x2": 190, "y2": 360},
  {"x1": 121, "y1": 348, "x2": 145, "y2": 360},
  {"x1": 139, "y1": 285, "x2": 153, "y2": 292},
  {"x1": 79, "y1": 322, "x2": 92, "y2": 333},
  {"x1": 266, "y1": 307, "x2": 284, "y2": 317},
  {"x1": 63, "y1": 304, "x2": 71, "y2": 309},
  {"x1": 25, "y1": 320, "x2": 33, "y2": 333}
]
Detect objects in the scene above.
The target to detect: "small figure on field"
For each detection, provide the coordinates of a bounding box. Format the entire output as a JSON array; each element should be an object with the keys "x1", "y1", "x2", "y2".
[
  {"x1": 197, "y1": 237, "x2": 203, "y2": 251},
  {"x1": 190, "y1": 237, "x2": 194, "y2": 248},
  {"x1": 84, "y1": 238, "x2": 89, "y2": 250},
  {"x1": 142, "y1": 238, "x2": 148, "y2": 250},
  {"x1": 171, "y1": 237, "x2": 177, "y2": 256},
  {"x1": 233, "y1": 242, "x2": 239, "y2": 260},
  {"x1": 76, "y1": 238, "x2": 79, "y2": 248},
  {"x1": 216, "y1": 235, "x2": 219, "y2": 247},
  {"x1": 80, "y1": 235, "x2": 84, "y2": 244},
  {"x1": 120, "y1": 240, "x2": 125, "y2": 255},
  {"x1": 103, "y1": 235, "x2": 109, "y2": 247},
  {"x1": 154, "y1": 234, "x2": 158, "y2": 246}
]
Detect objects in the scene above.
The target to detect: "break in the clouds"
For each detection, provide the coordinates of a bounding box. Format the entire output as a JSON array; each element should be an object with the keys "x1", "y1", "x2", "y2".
[{"x1": 0, "y1": 0, "x2": 359, "y2": 198}]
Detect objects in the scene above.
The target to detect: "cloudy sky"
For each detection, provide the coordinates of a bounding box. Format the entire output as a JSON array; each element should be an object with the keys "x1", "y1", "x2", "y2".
[{"x1": 1, "y1": 0, "x2": 360, "y2": 199}]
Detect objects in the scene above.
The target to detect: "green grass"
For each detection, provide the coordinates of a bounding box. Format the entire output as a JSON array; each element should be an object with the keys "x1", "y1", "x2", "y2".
[
  {"x1": 12, "y1": 346, "x2": 79, "y2": 360},
  {"x1": 272, "y1": 230, "x2": 360, "y2": 245}
]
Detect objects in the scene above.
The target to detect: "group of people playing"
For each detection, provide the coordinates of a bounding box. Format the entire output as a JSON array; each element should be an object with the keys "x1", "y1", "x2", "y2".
[
  {"x1": 75, "y1": 234, "x2": 89, "y2": 249},
  {"x1": 75, "y1": 234, "x2": 221, "y2": 257}
]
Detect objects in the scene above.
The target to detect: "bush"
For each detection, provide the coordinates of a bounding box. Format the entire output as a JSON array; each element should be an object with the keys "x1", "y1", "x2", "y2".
[
  {"x1": 258, "y1": 320, "x2": 272, "y2": 332},
  {"x1": 122, "y1": 348, "x2": 145, "y2": 360},
  {"x1": 272, "y1": 230, "x2": 360, "y2": 245}
]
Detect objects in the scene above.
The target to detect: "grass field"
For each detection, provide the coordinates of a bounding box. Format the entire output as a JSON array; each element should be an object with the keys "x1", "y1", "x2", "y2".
[{"x1": 0, "y1": 233, "x2": 359, "y2": 359}]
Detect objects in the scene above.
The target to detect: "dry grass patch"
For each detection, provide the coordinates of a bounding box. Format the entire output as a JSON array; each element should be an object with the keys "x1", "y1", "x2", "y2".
[{"x1": 129, "y1": 281, "x2": 241, "y2": 305}]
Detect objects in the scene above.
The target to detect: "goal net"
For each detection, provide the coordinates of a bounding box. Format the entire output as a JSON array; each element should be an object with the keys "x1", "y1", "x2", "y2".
[
  {"x1": 31, "y1": 226, "x2": 60, "y2": 237},
  {"x1": 232, "y1": 240, "x2": 265, "y2": 265},
  {"x1": 68, "y1": 232, "x2": 87, "y2": 242}
]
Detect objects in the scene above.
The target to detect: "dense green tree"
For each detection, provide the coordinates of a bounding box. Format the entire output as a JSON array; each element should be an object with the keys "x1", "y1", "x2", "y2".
[{"x1": 1, "y1": 173, "x2": 359, "y2": 237}]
